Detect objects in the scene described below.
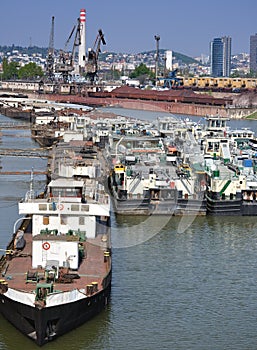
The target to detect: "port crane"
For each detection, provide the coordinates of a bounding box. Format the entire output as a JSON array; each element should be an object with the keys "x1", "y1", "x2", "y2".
[
  {"x1": 154, "y1": 35, "x2": 160, "y2": 86},
  {"x1": 158, "y1": 69, "x2": 182, "y2": 89},
  {"x1": 55, "y1": 18, "x2": 81, "y2": 83},
  {"x1": 45, "y1": 16, "x2": 55, "y2": 82},
  {"x1": 85, "y1": 29, "x2": 106, "y2": 83}
]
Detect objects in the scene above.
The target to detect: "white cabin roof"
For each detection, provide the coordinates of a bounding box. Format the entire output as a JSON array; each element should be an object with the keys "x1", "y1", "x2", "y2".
[{"x1": 48, "y1": 178, "x2": 84, "y2": 188}]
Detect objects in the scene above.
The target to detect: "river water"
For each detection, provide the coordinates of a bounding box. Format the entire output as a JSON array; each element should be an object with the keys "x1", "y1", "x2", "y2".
[{"x1": 1, "y1": 109, "x2": 257, "y2": 350}]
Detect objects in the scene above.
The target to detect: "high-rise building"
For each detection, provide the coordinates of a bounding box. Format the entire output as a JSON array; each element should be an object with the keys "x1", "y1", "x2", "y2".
[
  {"x1": 210, "y1": 38, "x2": 223, "y2": 77},
  {"x1": 222, "y1": 36, "x2": 231, "y2": 77},
  {"x1": 210, "y1": 36, "x2": 231, "y2": 77},
  {"x1": 165, "y1": 50, "x2": 173, "y2": 71},
  {"x1": 250, "y1": 34, "x2": 257, "y2": 73}
]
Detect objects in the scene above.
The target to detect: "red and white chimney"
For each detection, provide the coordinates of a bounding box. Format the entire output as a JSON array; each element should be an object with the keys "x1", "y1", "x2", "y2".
[{"x1": 79, "y1": 8, "x2": 86, "y2": 70}]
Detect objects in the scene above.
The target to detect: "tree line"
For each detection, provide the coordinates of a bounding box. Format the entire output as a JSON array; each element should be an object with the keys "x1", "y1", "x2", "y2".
[{"x1": 1, "y1": 58, "x2": 44, "y2": 80}]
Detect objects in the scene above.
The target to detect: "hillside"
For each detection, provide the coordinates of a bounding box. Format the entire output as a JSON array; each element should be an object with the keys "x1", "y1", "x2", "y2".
[
  {"x1": 139, "y1": 48, "x2": 199, "y2": 65},
  {"x1": 173, "y1": 51, "x2": 200, "y2": 65},
  {"x1": 0, "y1": 45, "x2": 47, "y2": 57},
  {"x1": 0, "y1": 45, "x2": 199, "y2": 66}
]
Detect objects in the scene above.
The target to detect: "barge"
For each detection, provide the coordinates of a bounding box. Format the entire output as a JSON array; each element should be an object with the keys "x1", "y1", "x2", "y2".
[
  {"x1": 108, "y1": 117, "x2": 207, "y2": 216},
  {"x1": 0, "y1": 138, "x2": 111, "y2": 345}
]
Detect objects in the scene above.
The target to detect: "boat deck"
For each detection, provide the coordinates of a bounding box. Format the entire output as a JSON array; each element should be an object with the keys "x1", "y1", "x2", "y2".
[{"x1": 2, "y1": 232, "x2": 111, "y2": 293}]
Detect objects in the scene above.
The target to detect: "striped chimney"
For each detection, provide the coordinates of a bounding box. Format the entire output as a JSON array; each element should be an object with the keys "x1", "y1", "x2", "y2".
[{"x1": 79, "y1": 8, "x2": 86, "y2": 70}]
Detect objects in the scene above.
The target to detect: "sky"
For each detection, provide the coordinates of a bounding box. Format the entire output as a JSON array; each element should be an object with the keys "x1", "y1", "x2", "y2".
[{"x1": 1, "y1": 0, "x2": 257, "y2": 57}]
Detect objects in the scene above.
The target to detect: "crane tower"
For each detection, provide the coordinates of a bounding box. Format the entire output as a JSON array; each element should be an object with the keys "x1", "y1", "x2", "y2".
[{"x1": 46, "y1": 16, "x2": 55, "y2": 82}]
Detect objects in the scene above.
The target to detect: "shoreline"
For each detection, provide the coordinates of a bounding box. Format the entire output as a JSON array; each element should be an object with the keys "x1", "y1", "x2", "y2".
[{"x1": 0, "y1": 89, "x2": 257, "y2": 120}]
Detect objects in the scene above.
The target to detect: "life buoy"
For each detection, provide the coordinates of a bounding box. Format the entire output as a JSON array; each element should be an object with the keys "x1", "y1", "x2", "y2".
[
  {"x1": 58, "y1": 204, "x2": 64, "y2": 210},
  {"x1": 42, "y1": 242, "x2": 50, "y2": 250}
]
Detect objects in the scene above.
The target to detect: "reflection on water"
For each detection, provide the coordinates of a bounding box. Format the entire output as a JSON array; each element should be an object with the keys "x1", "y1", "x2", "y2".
[
  {"x1": 0, "y1": 307, "x2": 112, "y2": 350},
  {"x1": 112, "y1": 214, "x2": 173, "y2": 248},
  {"x1": 111, "y1": 215, "x2": 257, "y2": 350}
]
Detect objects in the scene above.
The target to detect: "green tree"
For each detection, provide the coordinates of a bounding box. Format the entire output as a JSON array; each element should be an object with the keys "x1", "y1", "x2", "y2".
[
  {"x1": 2, "y1": 57, "x2": 8, "y2": 73},
  {"x1": 246, "y1": 70, "x2": 257, "y2": 78},
  {"x1": 18, "y1": 62, "x2": 44, "y2": 79},
  {"x1": 101, "y1": 69, "x2": 121, "y2": 81},
  {"x1": 1, "y1": 58, "x2": 19, "y2": 80},
  {"x1": 129, "y1": 63, "x2": 155, "y2": 84},
  {"x1": 230, "y1": 71, "x2": 246, "y2": 78}
]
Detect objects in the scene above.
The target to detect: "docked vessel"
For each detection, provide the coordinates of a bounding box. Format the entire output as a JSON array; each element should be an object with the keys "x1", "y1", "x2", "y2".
[
  {"x1": 0, "y1": 138, "x2": 111, "y2": 345},
  {"x1": 205, "y1": 154, "x2": 257, "y2": 215},
  {"x1": 108, "y1": 117, "x2": 207, "y2": 216},
  {"x1": 195, "y1": 115, "x2": 257, "y2": 215}
]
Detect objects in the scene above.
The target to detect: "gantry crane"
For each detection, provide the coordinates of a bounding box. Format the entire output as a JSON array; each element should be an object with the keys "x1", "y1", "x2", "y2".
[
  {"x1": 85, "y1": 29, "x2": 106, "y2": 83},
  {"x1": 157, "y1": 69, "x2": 183, "y2": 89}
]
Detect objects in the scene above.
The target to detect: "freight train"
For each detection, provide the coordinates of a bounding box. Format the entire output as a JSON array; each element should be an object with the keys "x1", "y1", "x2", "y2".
[{"x1": 171, "y1": 76, "x2": 257, "y2": 91}]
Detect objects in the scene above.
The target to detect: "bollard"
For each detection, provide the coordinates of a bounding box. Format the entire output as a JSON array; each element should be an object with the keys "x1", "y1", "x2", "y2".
[{"x1": 91, "y1": 281, "x2": 98, "y2": 293}]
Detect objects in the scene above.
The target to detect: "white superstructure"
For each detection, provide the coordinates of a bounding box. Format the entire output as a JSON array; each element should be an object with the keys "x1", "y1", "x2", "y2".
[{"x1": 19, "y1": 177, "x2": 110, "y2": 270}]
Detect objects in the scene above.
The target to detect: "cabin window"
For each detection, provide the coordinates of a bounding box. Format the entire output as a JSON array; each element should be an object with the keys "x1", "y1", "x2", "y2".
[
  {"x1": 60, "y1": 216, "x2": 68, "y2": 225},
  {"x1": 207, "y1": 142, "x2": 213, "y2": 151},
  {"x1": 51, "y1": 187, "x2": 82, "y2": 198},
  {"x1": 39, "y1": 204, "x2": 47, "y2": 211},
  {"x1": 49, "y1": 203, "x2": 56, "y2": 211},
  {"x1": 79, "y1": 217, "x2": 85, "y2": 225},
  {"x1": 81, "y1": 205, "x2": 89, "y2": 212},
  {"x1": 214, "y1": 143, "x2": 219, "y2": 151},
  {"x1": 71, "y1": 204, "x2": 80, "y2": 211}
]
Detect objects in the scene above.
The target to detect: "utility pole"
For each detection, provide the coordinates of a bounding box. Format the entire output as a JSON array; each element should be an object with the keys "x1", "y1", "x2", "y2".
[{"x1": 154, "y1": 35, "x2": 160, "y2": 87}]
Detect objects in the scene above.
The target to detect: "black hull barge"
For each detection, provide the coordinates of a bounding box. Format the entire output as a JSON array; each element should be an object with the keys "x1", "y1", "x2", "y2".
[
  {"x1": 0, "y1": 140, "x2": 112, "y2": 346},
  {"x1": 0, "y1": 275, "x2": 111, "y2": 345}
]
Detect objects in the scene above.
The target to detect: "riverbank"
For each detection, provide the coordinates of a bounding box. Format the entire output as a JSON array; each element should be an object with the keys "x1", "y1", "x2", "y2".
[{"x1": 0, "y1": 88, "x2": 257, "y2": 119}]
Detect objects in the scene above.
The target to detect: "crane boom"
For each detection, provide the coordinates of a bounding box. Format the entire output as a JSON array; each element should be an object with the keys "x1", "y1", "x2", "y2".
[
  {"x1": 64, "y1": 25, "x2": 76, "y2": 52},
  {"x1": 71, "y1": 18, "x2": 81, "y2": 67}
]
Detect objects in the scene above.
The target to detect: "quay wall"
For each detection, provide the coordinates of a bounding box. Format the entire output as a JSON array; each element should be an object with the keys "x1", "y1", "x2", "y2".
[
  {"x1": 0, "y1": 91, "x2": 255, "y2": 120},
  {"x1": 40, "y1": 94, "x2": 255, "y2": 119}
]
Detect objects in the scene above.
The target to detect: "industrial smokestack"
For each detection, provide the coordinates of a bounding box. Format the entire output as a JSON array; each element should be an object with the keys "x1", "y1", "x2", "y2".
[{"x1": 79, "y1": 8, "x2": 86, "y2": 71}]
